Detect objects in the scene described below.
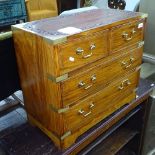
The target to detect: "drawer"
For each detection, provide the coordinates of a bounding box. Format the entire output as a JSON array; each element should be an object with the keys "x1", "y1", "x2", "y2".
[
  {"x1": 61, "y1": 47, "x2": 142, "y2": 106},
  {"x1": 110, "y1": 20, "x2": 144, "y2": 52},
  {"x1": 63, "y1": 70, "x2": 139, "y2": 132},
  {"x1": 58, "y1": 30, "x2": 109, "y2": 74}
]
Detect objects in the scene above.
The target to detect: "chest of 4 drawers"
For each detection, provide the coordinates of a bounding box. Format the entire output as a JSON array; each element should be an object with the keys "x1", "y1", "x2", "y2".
[{"x1": 12, "y1": 9, "x2": 147, "y2": 149}]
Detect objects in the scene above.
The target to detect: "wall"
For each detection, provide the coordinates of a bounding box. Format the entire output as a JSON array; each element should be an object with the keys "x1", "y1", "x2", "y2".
[{"x1": 140, "y1": 0, "x2": 155, "y2": 56}]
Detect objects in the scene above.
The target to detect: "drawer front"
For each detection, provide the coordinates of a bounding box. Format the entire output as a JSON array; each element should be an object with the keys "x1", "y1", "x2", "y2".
[
  {"x1": 64, "y1": 70, "x2": 139, "y2": 132},
  {"x1": 110, "y1": 20, "x2": 144, "y2": 52},
  {"x1": 59, "y1": 30, "x2": 109, "y2": 74},
  {"x1": 61, "y1": 47, "x2": 142, "y2": 106}
]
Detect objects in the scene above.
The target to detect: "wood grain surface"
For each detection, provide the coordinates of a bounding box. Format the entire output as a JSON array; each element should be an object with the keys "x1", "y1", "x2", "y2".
[
  {"x1": 110, "y1": 19, "x2": 145, "y2": 52},
  {"x1": 58, "y1": 29, "x2": 109, "y2": 73},
  {"x1": 13, "y1": 9, "x2": 146, "y2": 43},
  {"x1": 64, "y1": 70, "x2": 140, "y2": 133},
  {"x1": 62, "y1": 47, "x2": 143, "y2": 106}
]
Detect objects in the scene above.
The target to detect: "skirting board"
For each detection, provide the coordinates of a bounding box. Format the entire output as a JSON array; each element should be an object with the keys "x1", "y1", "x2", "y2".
[{"x1": 143, "y1": 53, "x2": 155, "y2": 64}]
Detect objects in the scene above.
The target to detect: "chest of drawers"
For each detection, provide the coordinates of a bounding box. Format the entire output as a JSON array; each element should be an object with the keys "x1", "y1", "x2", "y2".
[{"x1": 12, "y1": 9, "x2": 147, "y2": 149}]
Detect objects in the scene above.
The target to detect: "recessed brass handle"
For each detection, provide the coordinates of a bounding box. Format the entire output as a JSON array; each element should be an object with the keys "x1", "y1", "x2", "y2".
[
  {"x1": 78, "y1": 102, "x2": 95, "y2": 117},
  {"x1": 78, "y1": 74, "x2": 96, "y2": 90},
  {"x1": 91, "y1": 74, "x2": 96, "y2": 81},
  {"x1": 121, "y1": 57, "x2": 135, "y2": 69},
  {"x1": 90, "y1": 44, "x2": 96, "y2": 50},
  {"x1": 122, "y1": 28, "x2": 136, "y2": 41},
  {"x1": 78, "y1": 81, "x2": 86, "y2": 87},
  {"x1": 76, "y1": 48, "x2": 84, "y2": 55},
  {"x1": 76, "y1": 44, "x2": 96, "y2": 59},
  {"x1": 118, "y1": 79, "x2": 131, "y2": 90}
]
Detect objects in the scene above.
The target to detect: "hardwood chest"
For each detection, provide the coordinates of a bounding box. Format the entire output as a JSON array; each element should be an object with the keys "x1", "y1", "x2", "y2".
[{"x1": 12, "y1": 9, "x2": 147, "y2": 149}]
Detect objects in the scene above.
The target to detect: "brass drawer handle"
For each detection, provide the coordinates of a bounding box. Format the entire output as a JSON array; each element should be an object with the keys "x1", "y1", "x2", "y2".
[
  {"x1": 118, "y1": 79, "x2": 131, "y2": 90},
  {"x1": 78, "y1": 82, "x2": 93, "y2": 90},
  {"x1": 91, "y1": 74, "x2": 96, "y2": 81},
  {"x1": 76, "y1": 48, "x2": 84, "y2": 55},
  {"x1": 76, "y1": 44, "x2": 96, "y2": 59},
  {"x1": 78, "y1": 102, "x2": 95, "y2": 117},
  {"x1": 121, "y1": 57, "x2": 135, "y2": 69},
  {"x1": 122, "y1": 28, "x2": 136, "y2": 41},
  {"x1": 78, "y1": 81, "x2": 86, "y2": 87},
  {"x1": 78, "y1": 75, "x2": 96, "y2": 90}
]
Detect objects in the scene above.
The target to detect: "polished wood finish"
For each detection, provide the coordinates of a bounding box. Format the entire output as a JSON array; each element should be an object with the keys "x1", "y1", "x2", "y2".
[
  {"x1": 62, "y1": 47, "x2": 143, "y2": 106},
  {"x1": 110, "y1": 19, "x2": 145, "y2": 52},
  {"x1": 63, "y1": 92, "x2": 137, "y2": 148},
  {"x1": 64, "y1": 70, "x2": 140, "y2": 132},
  {"x1": 59, "y1": 29, "x2": 109, "y2": 73},
  {"x1": 12, "y1": 29, "x2": 64, "y2": 139},
  {"x1": 12, "y1": 9, "x2": 147, "y2": 149}
]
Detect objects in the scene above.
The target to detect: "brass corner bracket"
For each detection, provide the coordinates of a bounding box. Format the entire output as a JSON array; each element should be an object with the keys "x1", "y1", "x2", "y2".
[
  {"x1": 61, "y1": 131, "x2": 72, "y2": 140},
  {"x1": 47, "y1": 73, "x2": 68, "y2": 83},
  {"x1": 49, "y1": 104, "x2": 70, "y2": 114},
  {"x1": 43, "y1": 36, "x2": 67, "y2": 45}
]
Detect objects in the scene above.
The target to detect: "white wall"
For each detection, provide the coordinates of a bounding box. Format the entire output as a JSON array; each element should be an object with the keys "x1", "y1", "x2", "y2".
[
  {"x1": 92, "y1": 0, "x2": 108, "y2": 9},
  {"x1": 125, "y1": 0, "x2": 140, "y2": 11},
  {"x1": 140, "y1": 0, "x2": 155, "y2": 56}
]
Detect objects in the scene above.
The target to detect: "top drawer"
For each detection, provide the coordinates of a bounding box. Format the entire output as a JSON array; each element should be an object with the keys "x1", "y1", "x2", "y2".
[
  {"x1": 58, "y1": 30, "x2": 109, "y2": 74},
  {"x1": 110, "y1": 20, "x2": 145, "y2": 52}
]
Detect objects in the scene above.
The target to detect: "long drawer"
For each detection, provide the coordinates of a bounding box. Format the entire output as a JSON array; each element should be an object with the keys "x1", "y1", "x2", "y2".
[
  {"x1": 58, "y1": 30, "x2": 109, "y2": 74},
  {"x1": 61, "y1": 47, "x2": 142, "y2": 106},
  {"x1": 110, "y1": 20, "x2": 144, "y2": 52},
  {"x1": 63, "y1": 70, "x2": 139, "y2": 132}
]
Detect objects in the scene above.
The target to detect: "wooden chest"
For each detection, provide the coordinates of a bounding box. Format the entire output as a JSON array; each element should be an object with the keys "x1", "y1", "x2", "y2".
[{"x1": 12, "y1": 9, "x2": 147, "y2": 149}]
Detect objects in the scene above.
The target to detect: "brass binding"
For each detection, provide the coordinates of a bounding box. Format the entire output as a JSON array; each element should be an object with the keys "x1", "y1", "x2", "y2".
[
  {"x1": 61, "y1": 131, "x2": 72, "y2": 140},
  {"x1": 49, "y1": 104, "x2": 70, "y2": 113},
  {"x1": 43, "y1": 36, "x2": 67, "y2": 45},
  {"x1": 47, "y1": 73, "x2": 68, "y2": 83}
]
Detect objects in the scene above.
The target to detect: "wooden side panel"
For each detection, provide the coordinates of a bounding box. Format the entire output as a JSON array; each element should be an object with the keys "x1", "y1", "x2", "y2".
[{"x1": 12, "y1": 28, "x2": 64, "y2": 136}]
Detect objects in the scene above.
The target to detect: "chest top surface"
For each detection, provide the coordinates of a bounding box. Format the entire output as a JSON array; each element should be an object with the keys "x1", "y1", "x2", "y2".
[{"x1": 12, "y1": 9, "x2": 147, "y2": 44}]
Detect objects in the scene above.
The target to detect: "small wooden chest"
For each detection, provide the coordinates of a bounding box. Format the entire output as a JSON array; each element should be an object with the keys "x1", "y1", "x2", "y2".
[{"x1": 12, "y1": 9, "x2": 147, "y2": 149}]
